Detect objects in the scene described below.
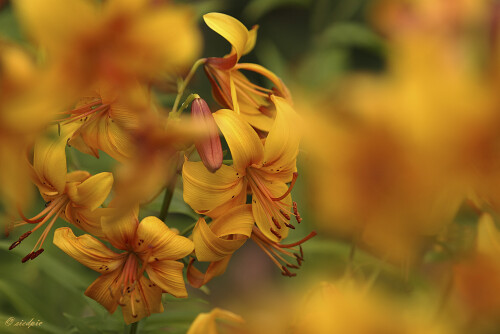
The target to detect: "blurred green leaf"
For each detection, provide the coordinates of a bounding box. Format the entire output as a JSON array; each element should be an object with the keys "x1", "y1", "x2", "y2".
[
  {"x1": 318, "y1": 22, "x2": 383, "y2": 50},
  {"x1": 244, "y1": 0, "x2": 312, "y2": 21},
  {"x1": 295, "y1": 48, "x2": 348, "y2": 87},
  {"x1": 0, "y1": 5, "x2": 23, "y2": 43}
]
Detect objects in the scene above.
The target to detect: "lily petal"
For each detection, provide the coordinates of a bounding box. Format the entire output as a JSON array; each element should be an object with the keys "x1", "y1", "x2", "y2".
[
  {"x1": 187, "y1": 308, "x2": 245, "y2": 334},
  {"x1": 477, "y1": 213, "x2": 500, "y2": 255},
  {"x1": 243, "y1": 25, "x2": 259, "y2": 56},
  {"x1": 146, "y1": 260, "x2": 188, "y2": 298},
  {"x1": 187, "y1": 256, "x2": 232, "y2": 288},
  {"x1": 84, "y1": 270, "x2": 121, "y2": 314},
  {"x1": 64, "y1": 204, "x2": 107, "y2": 239},
  {"x1": 252, "y1": 180, "x2": 291, "y2": 242},
  {"x1": 135, "y1": 216, "x2": 194, "y2": 260},
  {"x1": 213, "y1": 109, "x2": 264, "y2": 173},
  {"x1": 193, "y1": 205, "x2": 254, "y2": 262},
  {"x1": 66, "y1": 172, "x2": 113, "y2": 210},
  {"x1": 203, "y1": 13, "x2": 249, "y2": 65},
  {"x1": 262, "y1": 96, "x2": 301, "y2": 170},
  {"x1": 66, "y1": 170, "x2": 91, "y2": 183},
  {"x1": 101, "y1": 209, "x2": 139, "y2": 250},
  {"x1": 183, "y1": 160, "x2": 245, "y2": 215},
  {"x1": 33, "y1": 124, "x2": 78, "y2": 194},
  {"x1": 53, "y1": 227, "x2": 123, "y2": 273},
  {"x1": 120, "y1": 275, "x2": 164, "y2": 325}
]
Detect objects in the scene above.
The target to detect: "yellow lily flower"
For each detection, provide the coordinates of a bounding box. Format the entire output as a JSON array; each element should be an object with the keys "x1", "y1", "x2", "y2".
[
  {"x1": 187, "y1": 205, "x2": 254, "y2": 287},
  {"x1": 187, "y1": 308, "x2": 245, "y2": 334},
  {"x1": 60, "y1": 84, "x2": 148, "y2": 163},
  {"x1": 53, "y1": 213, "x2": 194, "y2": 324},
  {"x1": 183, "y1": 96, "x2": 315, "y2": 277},
  {"x1": 15, "y1": 0, "x2": 201, "y2": 90},
  {"x1": 203, "y1": 13, "x2": 291, "y2": 131},
  {"x1": 8, "y1": 125, "x2": 113, "y2": 261}
]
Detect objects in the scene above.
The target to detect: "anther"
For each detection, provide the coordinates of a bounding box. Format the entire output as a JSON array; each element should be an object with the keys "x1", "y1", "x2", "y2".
[
  {"x1": 296, "y1": 214, "x2": 302, "y2": 224},
  {"x1": 9, "y1": 240, "x2": 21, "y2": 250},
  {"x1": 272, "y1": 217, "x2": 281, "y2": 229},
  {"x1": 19, "y1": 231, "x2": 32, "y2": 241},
  {"x1": 22, "y1": 253, "x2": 33, "y2": 263},
  {"x1": 293, "y1": 202, "x2": 298, "y2": 216},
  {"x1": 284, "y1": 222, "x2": 295, "y2": 229},
  {"x1": 30, "y1": 248, "x2": 44, "y2": 260},
  {"x1": 280, "y1": 210, "x2": 290, "y2": 220},
  {"x1": 281, "y1": 266, "x2": 297, "y2": 277},
  {"x1": 294, "y1": 253, "x2": 303, "y2": 266},
  {"x1": 270, "y1": 228, "x2": 282, "y2": 239},
  {"x1": 299, "y1": 245, "x2": 304, "y2": 259}
]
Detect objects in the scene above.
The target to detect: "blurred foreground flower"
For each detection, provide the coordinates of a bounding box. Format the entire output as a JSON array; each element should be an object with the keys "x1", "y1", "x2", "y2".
[
  {"x1": 187, "y1": 308, "x2": 246, "y2": 334},
  {"x1": 15, "y1": 0, "x2": 201, "y2": 91},
  {"x1": 0, "y1": 42, "x2": 63, "y2": 210}
]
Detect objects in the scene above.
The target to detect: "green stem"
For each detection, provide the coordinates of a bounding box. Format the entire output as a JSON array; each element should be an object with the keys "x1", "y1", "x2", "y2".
[
  {"x1": 129, "y1": 322, "x2": 139, "y2": 334},
  {"x1": 177, "y1": 93, "x2": 200, "y2": 115},
  {"x1": 158, "y1": 175, "x2": 177, "y2": 221},
  {"x1": 171, "y1": 58, "x2": 206, "y2": 115}
]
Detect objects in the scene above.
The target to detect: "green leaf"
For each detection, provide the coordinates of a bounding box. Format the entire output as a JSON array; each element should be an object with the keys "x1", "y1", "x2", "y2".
[
  {"x1": 243, "y1": 0, "x2": 312, "y2": 21},
  {"x1": 319, "y1": 22, "x2": 383, "y2": 50},
  {"x1": 0, "y1": 5, "x2": 24, "y2": 43}
]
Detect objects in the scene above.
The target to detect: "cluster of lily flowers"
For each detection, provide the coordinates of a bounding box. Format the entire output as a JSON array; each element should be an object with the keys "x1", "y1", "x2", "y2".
[{"x1": 1, "y1": 0, "x2": 314, "y2": 326}]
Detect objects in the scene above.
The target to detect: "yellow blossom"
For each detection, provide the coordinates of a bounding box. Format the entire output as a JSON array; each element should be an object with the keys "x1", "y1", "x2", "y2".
[
  {"x1": 54, "y1": 213, "x2": 194, "y2": 324},
  {"x1": 8, "y1": 125, "x2": 113, "y2": 261},
  {"x1": 187, "y1": 205, "x2": 254, "y2": 287},
  {"x1": 203, "y1": 13, "x2": 291, "y2": 131},
  {"x1": 183, "y1": 96, "x2": 314, "y2": 277}
]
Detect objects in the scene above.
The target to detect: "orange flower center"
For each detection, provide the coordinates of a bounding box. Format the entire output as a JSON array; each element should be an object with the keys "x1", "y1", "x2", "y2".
[
  {"x1": 56, "y1": 97, "x2": 111, "y2": 125},
  {"x1": 246, "y1": 168, "x2": 301, "y2": 240}
]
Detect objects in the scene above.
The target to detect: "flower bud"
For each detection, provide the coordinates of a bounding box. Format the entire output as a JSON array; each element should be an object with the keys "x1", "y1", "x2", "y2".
[{"x1": 191, "y1": 98, "x2": 223, "y2": 172}]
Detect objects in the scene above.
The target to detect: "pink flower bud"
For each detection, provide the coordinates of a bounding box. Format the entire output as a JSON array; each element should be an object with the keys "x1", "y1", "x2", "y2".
[{"x1": 191, "y1": 98, "x2": 223, "y2": 173}]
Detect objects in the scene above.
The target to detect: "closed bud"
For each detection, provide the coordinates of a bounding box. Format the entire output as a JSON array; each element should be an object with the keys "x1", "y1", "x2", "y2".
[{"x1": 191, "y1": 98, "x2": 223, "y2": 173}]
